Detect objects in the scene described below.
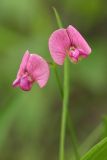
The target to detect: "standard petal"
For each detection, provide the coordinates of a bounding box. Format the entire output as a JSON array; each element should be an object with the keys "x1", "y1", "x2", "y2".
[
  {"x1": 17, "y1": 50, "x2": 30, "y2": 77},
  {"x1": 66, "y1": 25, "x2": 91, "y2": 55},
  {"x1": 49, "y1": 29, "x2": 71, "y2": 65},
  {"x1": 27, "y1": 54, "x2": 50, "y2": 88}
]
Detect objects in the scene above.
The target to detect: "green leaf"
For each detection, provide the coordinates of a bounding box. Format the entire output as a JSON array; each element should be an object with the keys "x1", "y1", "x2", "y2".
[
  {"x1": 53, "y1": 7, "x2": 63, "y2": 28},
  {"x1": 81, "y1": 137, "x2": 107, "y2": 160}
]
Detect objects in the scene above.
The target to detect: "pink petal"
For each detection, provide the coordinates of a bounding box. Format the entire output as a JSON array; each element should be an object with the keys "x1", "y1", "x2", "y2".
[
  {"x1": 17, "y1": 50, "x2": 30, "y2": 77},
  {"x1": 20, "y1": 76, "x2": 32, "y2": 91},
  {"x1": 66, "y1": 25, "x2": 91, "y2": 55},
  {"x1": 49, "y1": 29, "x2": 71, "y2": 65},
  {"x1": 12, "y1": 77, "x2": 20, "y2": 87},
  {"x1": 27, "y1": 54, "x2": 50, "y2": 88}
]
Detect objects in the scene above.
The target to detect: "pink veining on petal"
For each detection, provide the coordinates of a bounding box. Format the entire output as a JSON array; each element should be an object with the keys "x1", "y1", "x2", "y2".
[
  {"x1": 12, "y1": 51, "x2": 50, "y2": 91},
  {"x1": 27, "y1": 54, "x2": 50, "y2": 88},
  {"x1": 17, "y1": 50, "x2": 30, "y2": 77},
  {"x1": 49, "y1": 29, "x2": 71, "y2": 65},
  {"x1": 49, "y1": 25, "x2": 91, "y2": 65},
  {"x1": 66, "y1": 25, "x2": 91, "y2": 55}
]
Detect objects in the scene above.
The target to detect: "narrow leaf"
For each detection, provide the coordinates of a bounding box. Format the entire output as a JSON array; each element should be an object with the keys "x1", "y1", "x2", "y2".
[
  {"x1": 81, "y1": 137, "x2": 107, "y2": 160},
  {"x1": 52, "y1": 7, "x2": 63, "y2": 28}
]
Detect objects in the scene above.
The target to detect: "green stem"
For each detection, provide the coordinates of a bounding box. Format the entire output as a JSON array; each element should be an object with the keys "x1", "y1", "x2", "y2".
[
  {"x1": 54, "y1": 62, "x2": 80, "y2": 160},
  {"x1": 59, "y1": 58, "x2": 69, "y2": 160},
  {"x1": 53, "y1": 7, "x2": 80, "y2": 160}
]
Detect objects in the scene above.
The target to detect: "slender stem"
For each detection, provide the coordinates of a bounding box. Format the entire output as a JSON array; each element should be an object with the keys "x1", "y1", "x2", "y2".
[
  {"x1": 53, "y1": 7, "x2": 80, "y2": 160},
  {"x1": 54, "y1": 65, "x2": 80, "y2": 160},
  {"x1": 59, "y1": 58, "x2": 69, "y2": 160},
  {"x1": 53, "y1": 61, "x2": 103, "y2": 160}
]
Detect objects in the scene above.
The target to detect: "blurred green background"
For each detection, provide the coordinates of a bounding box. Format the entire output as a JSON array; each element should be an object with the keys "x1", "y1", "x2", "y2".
[{"x1": 0, "y1": 0, "x2": 107, "y2": 159}]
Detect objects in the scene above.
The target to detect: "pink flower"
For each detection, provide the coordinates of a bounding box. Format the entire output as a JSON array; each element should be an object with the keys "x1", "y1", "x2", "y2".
[
  {"x1": 12, "y1": 50, "x2": 50, "y2": 91},
  {"x1": 49, "y1": 25, "x2": 91, "y2": 65}
]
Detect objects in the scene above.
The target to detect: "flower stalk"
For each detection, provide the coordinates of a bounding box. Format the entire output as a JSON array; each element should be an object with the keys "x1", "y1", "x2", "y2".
[
  {"x1": 59, "y1": 58, "x2": 69, "y2": 160},
  {"x1": 53, "y1": 7, "x2": 80, "y2": 160}
]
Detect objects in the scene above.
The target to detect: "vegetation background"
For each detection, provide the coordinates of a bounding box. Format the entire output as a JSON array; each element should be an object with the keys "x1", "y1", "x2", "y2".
[{"x1": 0, "y1": 0, "x2": 107, "y2": 159}]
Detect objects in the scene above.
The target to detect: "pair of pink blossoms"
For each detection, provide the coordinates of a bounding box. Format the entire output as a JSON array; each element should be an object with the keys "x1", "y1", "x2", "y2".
[{"x1": 13, "y1": 25, "x2": 91, "y2": 91}]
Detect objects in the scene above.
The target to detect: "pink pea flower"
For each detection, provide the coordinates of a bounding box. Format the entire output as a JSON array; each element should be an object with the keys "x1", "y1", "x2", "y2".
[
  {"x1": 49, "y1": 25, "x2": 91, "y2": 65},
  {"x1": 12, "y1": 50, "x2": 50, "y2": 91}
]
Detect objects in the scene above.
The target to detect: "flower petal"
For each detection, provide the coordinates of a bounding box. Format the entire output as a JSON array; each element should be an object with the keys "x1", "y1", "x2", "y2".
[
  {"x1": 66, "y1": 25, "x2": 91, "y2": 55},
  {"x1": 20, "y1": 76, "x2": 32, "y2": 91},
  {"x1": 17, "y1": 50, "x2": 30, "y2": 77},
  {"x1": 26, "y1": 54, "x2": 50, "y2": 88},
  {"x1": 12, "y1": 77, "x2": 20, "y2": 87},
  {"x1": 49, "y1": 29, "x2": 71, "y2": 65}
]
